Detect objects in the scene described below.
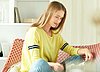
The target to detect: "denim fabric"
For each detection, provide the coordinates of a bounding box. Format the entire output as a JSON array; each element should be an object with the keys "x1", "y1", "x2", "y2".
[
  {"x1": 61, "y1": 55, "x2": 84, "y2": 72},
  {"x1": 29, "y1": 56, "x2": 83, "y2": 72},
  {"x1": 29, "y1": 58, "x2": 53, "y2": 72},
  {"x1": 61, "y1": 55, "x2": 83, "y2": 65}
]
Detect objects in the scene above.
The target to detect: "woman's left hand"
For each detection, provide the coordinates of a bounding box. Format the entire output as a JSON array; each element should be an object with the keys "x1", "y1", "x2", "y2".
[{"x1": 78, "y1": 48, "x2": 93, "y2": 61}]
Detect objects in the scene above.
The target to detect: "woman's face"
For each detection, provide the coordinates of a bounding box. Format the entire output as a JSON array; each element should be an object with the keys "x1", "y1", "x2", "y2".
[{"x1": 49, "y1": 10, "x2": 64, "y2": 28}]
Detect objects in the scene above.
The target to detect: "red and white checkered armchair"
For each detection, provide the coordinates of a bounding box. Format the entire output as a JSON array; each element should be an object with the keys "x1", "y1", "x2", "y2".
[
  {"x1": 2, "y1": 39, "x2": 24, "y2": 72},
  {"x1": 2, "y1": 38, "x2": 100, "y2": 72}
]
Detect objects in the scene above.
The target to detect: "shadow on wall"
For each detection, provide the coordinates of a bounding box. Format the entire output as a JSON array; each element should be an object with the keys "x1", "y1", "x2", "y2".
[
  {"x1": 92, "y1": 9, "x2": 100, "y2": 25},
  {"x1": 92, "y1": 9, "x2": 100, "y2": 42}
]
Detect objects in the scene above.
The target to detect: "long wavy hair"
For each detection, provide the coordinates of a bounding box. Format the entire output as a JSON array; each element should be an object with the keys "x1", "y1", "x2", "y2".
[{"x1": 31, "y1": 1, "x2": 67, "y2": 34}]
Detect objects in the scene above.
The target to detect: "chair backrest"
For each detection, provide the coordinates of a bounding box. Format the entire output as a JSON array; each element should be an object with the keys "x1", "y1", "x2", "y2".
[
  {"x1": 57, "y1": 43, "x2": 100, "y2": 63},
  {"x1": 2, "y1": 39, "x2": 24, "y2": 72}
]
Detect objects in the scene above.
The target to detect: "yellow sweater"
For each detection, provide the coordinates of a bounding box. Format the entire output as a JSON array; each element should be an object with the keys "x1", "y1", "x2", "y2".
[{"x1": 21, "y1": 27, "x2": 79, "y2": 72}]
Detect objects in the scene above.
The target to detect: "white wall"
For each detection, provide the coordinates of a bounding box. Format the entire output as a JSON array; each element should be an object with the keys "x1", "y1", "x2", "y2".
[
  {"x1": 0, "y1": 23, "x2": 30, "y2": 45},
  {"x1": 15, "y1": 0, "x2": 49, "y2": 22},
  {"x1": 0, "y1": 0, "x2": 9, "y2": 23},
  {"x1": 0, "y1": 23, "x2": 31, "y2": 57},
  {"x1": 56, "y1": 0, "x2": 99, "y2": 45}
]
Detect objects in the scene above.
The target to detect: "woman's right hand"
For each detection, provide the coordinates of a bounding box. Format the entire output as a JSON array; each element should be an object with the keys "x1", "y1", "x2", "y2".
[{"x1": 48, "y1": 62, "x2": 64, "y2": 72}]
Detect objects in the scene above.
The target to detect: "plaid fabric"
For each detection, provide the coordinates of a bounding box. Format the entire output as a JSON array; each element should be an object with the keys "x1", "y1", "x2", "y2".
[
  {"x1": 57, "y1": 43, "x2": 100, "y2": 63},
  {"x1": 2, "y1": 39, "x2": 24, "y2": 72},
  {"x1": 2, "y1": 38, "x2": 100, "y2": 72}
]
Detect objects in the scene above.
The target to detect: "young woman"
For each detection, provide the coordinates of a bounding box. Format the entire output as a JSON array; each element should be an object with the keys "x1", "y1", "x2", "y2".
[{"x1": 21, "y1": 1, "x2": 93, "y2": 72}]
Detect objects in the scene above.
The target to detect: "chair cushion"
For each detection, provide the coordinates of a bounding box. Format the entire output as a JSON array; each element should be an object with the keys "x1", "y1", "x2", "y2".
[{"x1": 7, "y1": 62, "x2": 21, "y2": 72}]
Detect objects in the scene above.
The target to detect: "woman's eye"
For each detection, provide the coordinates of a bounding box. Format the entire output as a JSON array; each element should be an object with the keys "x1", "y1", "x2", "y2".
[
  {"x1": 55, "y1": 16, "x2": 59, "y2": 18},
  {"x1": 55, "y1": 16, "x2": 62, "y2": 20}
]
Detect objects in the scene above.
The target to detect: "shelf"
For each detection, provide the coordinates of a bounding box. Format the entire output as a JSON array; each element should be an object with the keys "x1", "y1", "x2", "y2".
[
  {"x1": 16, "y1": 0, "x2": 49, "y2": 2},
  {"x1": 0, "y1": 57, "x2": 7, "y2": 60},
  {"x1": 0, "y1": 23, "x2": 32, "y2": 26}
]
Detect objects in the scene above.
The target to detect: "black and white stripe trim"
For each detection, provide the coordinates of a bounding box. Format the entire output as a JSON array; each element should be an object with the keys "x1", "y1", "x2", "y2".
[
  {"x1": 60, "y1": 42, "x2": 69, "y2": 50},
  {"x1": 28, "y1": 45, "x2": 39, "y2": 50}
]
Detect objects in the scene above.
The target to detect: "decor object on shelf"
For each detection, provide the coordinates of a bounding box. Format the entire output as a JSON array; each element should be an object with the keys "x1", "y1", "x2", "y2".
[
  {"x1": 14, "y1": 7, "x2": 21, "y2": 23},
  {"x1": 22, "y1": 18, "x2": 37, "y2": 23}
]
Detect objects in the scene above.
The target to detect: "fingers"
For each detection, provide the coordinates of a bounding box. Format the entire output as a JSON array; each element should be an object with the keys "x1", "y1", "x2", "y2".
[
  {"x1": 88, "y1": 53, "x2": 93, "y2": 60},
  {"x1": 57, "y1": 63, "x2": 64, "y2": 71},
  {"x1": 60, "y1": 64, "x2": 64, "y2": 70},
  {"x1": 85, "y1": 54, "x2": 88, "y2": 61},
  {"x1": 53, "y1": 63, "x2": 64, "y2": 72},
  {"x1": 85, "y1": 53, "x2": 93, "y2": 61}
]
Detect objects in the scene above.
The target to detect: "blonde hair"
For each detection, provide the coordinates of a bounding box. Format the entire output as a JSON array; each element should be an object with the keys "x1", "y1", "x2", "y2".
[{"x1": 32, "y1": 1, "x2": 67, "y2": 34}]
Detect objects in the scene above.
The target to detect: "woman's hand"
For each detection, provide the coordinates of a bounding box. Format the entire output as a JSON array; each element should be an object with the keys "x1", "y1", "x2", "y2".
[
  {"x1": 52, "y1": 63, "x2": 64, "y2": 72},
  {"x1": 48, "y1": 62, "x2": 64, "y2": 72},
  {"x1": 77, "y1": 48, "x2": 93, "y2": 61}
]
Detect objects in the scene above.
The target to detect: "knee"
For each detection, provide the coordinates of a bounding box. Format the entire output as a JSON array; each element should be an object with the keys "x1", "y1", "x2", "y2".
[
  {"x1": 36, "y1": 58, "x2": 47, "y2": 64},
  {"x1": 31, "y1": 58, "x2": 48, "y2": 68},
  {"x1": 34, "y1": 58, "x2": 48, "y2": 66},
  {"x1": 29, "y1": 58, "x2": 52, "y2": 72}
]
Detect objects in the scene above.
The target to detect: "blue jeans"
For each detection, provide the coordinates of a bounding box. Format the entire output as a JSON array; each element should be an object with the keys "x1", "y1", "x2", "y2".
[
  {"x1": 29, "y1": 58, "x2": 53, "y2": 72},
  {"x1": 61, "y1": 55, "x2": 83, "y2": 65},
  {"x1": 29, "y1": 55, "x2": 83, "y2": 72},
  {"x1": 61, "y1": 55, "x2": 84, "y2": 72}
]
